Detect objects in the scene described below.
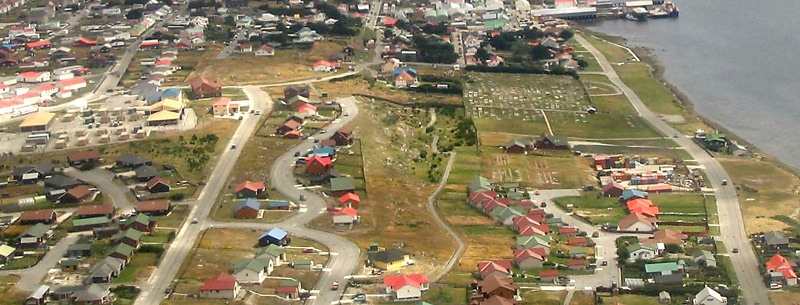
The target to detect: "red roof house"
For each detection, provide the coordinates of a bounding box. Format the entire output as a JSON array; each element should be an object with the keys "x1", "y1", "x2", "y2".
[
  {"x1": 339, "y1": 192, "x2": 361, "y2": 208},
  {"x1": 234, "y1": 181, "x2": 266, "y2": 198}
]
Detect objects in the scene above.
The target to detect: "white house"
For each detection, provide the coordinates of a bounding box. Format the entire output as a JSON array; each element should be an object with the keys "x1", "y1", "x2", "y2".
[
  {"x1": 0, "y1": 84, "x2": 9, "y2": 94},
  {"x1": 17, "y1": 71, "x2": 51, "y2": 83},
  {"x1": 199, "y1": 273, "x2": 240, "y2": 299},
  {"x1": 58, "y1": 77, "x2": 87, "y2": 91},
  {"x1": 232, "y1": 258, "x2": 268, "y2": 284},
  {"x1": 333, "y1": 207, "x2": 359, "y2": 224},
  {"x1": 312, "y1": 60, "x2": 339, "y2": 72},
  {"x1": 693, "y1": 286, "x2": 727, "y2": 305},
  {"x1": 57, "y1": 90, "x2": 72, "y2": 98},
  {"x1": 627, "y1": 242, "x2": 659, "y2": 262},
  {"x1": 384, "y1": 274, "x2": 430, "y2": 301},
  {"x1": 35, "y1": 84, "x2": 57, "y2": 98},
  {"x1": 255, "y1": 45, "x2": 275, "y2": 56}
]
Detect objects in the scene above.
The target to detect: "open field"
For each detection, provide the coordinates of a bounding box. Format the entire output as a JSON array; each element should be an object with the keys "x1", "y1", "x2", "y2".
[
  {"x1": 520, "y1": 291, "x2": 565, "y2": 305},
  {"x1": 718, "y1": 158, "x2": 800, "y2": 234},
  {"x1": 480, "y1": 152, "x2": 593, "y2": 190},
  {"x1": 0, "y1": 275, "x2": 26, "y2": 305},
  {"x1": 769, "y1": 290, "x2": 800, "y2": 305},
  {"x1": 556, "y1": 191, "x2": 626, "y2": 225},
  {"x1": 311, "y1": 77, "x2": 464, "y2": 106},
  {"x1": 323, "y1": 98, "x2": 458, "y2": 276},
  {"x1": 187, "y1": 42, "x2": 350, "y2": 85},
  {"x1": 114, "y1": 252, "x2": 159, "y2": 284}
]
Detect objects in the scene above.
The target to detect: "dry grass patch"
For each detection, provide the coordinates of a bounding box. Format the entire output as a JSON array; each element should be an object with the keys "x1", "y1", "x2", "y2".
[
  {"x1": 458, "y1": 234, "x2": 515, "y2": 271},
  {"x1": 445, "y1": 216, "x2": 496, "y2": 226},
  {"x1": 719, "y1": 157, "x2": 800, "y2": 233},
  {"x1": 188, "y1": 42, "x2": 349, "y2": 85},
  {"x1": 520, "y1": 291, "x2": 565, "y2": 305},
  {"x1": 313, "y1": 77, "x2": 464, "y2": 106},
  {"x1": 769, "y1": 290, "x2": 800, "y2": 305}
]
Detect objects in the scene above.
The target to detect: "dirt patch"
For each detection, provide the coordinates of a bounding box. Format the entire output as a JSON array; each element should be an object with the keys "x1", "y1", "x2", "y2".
[{"x1": 660, "y1": 114, "x2": 686, "y2": 123}]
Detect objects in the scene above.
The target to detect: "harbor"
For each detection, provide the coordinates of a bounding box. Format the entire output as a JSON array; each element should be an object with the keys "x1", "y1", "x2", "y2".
[{"x1": 531, "y1": 0, "x2": 679, "y2": 21}]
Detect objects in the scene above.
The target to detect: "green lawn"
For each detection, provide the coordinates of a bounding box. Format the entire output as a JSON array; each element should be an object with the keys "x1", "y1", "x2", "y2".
[
  {"x1": 650, "y1": 193, "x2": 707, "y2": 214},
  {"x1": 614, "y1": 63, "x2": 684, "y2": 116},
  {"x1": 141, "y1": 228, "x2": 175, "y2": 244},
  {"x1": 155, "y1": 205, "x2": 189, "y2": 228},
  {"x1": 555, "y1": 192, "x2": 626, "y2": 225},
  {"x1": 113, "y1": 253, "x2": 159, "y2": 283},
  {"x1": 2, "y1": 255, "x2": 40, "y2": 270},
  {"x1": 458, "y1": 226, "x2": 516, "y2": 236}
]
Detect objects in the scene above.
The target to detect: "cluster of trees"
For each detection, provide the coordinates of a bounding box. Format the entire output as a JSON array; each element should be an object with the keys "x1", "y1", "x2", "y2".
[
  {"x1": 465, "y1": 64, "x2": 578, "y2": 78},
  {"x1": 188, "y1": 0, "x2": 219, "y2": 9},
  {"x1": 413, "y1": 35, "x2": 458, "y2": 64}
]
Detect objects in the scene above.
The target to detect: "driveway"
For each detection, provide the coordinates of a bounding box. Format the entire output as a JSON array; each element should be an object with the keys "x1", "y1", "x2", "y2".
[
  {"x1": 64, "y1": 168, "x2": 134, "y2": 214},
  {"x1": 0, "y1": 234, "x2": 81, "y2": 291}
]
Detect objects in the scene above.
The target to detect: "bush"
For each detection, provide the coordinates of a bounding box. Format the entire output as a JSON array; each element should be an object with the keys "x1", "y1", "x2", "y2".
[
  {"x1": 111, "y1": 285, "x2": 140, "y2": 300},
  {"x1": 169, "y1": 192, "x2": 185, "y2": 201},
  {"x1": 139, "y1": 245, "x2": 165, "y2": 256}
]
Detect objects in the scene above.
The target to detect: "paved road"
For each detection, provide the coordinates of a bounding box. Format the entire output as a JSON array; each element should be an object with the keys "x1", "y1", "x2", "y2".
[
  {"x1": 133, "y1": 87, "x2": 270, "y2": 305},
  {"x1": 267, "y1": 97, "x2": 361, "y2": 305},
  {"x1": 0, "y1": 234, "x2": 81, "y2": 291},
  {"x1": 36, "y1": 4, "x2": 188, "y2": 115},
  {"x1": 426, "y1": 153, "x2": 466, "y2": 282},
  {"x1": 533, "y1": 189, "x2": 626, "y2": 304},
  {"x1": 64, "y1": 168, "x2": 135, "y2": 214},
  {"x1": 575, "y1": 34, "x2": 768, "y2": 305},
  {"x1": 216, "y1": 30, "x2": 246, "y2": 60}
]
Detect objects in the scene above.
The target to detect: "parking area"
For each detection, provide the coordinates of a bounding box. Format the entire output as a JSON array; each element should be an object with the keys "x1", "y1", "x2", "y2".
[{"x1": 4, "y1": 106, "x2": 197, "y2": 154}]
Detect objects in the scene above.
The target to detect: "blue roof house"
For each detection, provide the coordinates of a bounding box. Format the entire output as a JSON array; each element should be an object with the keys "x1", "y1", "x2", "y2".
[{"x1": 259, "y1": 228, "x2": 289, "y2": 247}]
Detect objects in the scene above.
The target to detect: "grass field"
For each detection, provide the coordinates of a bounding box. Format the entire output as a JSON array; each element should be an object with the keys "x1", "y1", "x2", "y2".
[
  {"x1": 188, "y1": 42, "x2": 349, "y2": 85},
  {"x1": 769, "y1": 290, "x2": 800, "y2": 305},
  {"x1": 520, "y1": 291, "x2": 565, "y2": 305},
  {"x1": 323, "y1": 99, "x2": 458, "y2": 276},
  {"x1": 0, "y1": 275, "x2": 26, "y2": 305},
  {"x1": 312, "y1": 77, "x2": 464, "y2": 106},
  {"x1": 155, "y1": 205, "x2": 190, "y2": 229},
  {"x1": 556, "y1": 191, "x2": 626, "y2": 225},
  {"x1": 114, "y1": 252, "x2": 159, "y2": 284},
  {"x1": 719, "y1": 158, "x2": 800, "y2": 234}
]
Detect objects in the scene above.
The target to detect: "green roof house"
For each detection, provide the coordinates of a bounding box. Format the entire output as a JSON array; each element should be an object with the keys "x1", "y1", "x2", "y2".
[
  {"x1": 330, "y1": 177, "x2": 356, "y2": 195},
  {"x1": 232, "y1": 258, "x2": 271, "y2": 284},
  {"x1": 111, "y1": 229, "x2": 144, "y2": 248},
  {"x1": 516, "y1": 235, "x2": 551, "y2": 254},
  {"x1": 71, "y1": 217, "x2": 111, "y2": 232},
  {"x1": 255, "y1": 244, "x2": 287, "y2": 264},
  {"x1": 644, "y1": 262, "x2": 680, "y2": 277},
  {"x1": 292, "y1": 259, "x2": 314, "y2": 270},
  {"x1": 626, "y1": 242, "x2": 659, "y2": 262},
  {"x1": 469, "y1": 176, "x2": 494, "y2": 193},
  {"x1": 107, "y1": 243, "x2": 135, "y2": 262}
]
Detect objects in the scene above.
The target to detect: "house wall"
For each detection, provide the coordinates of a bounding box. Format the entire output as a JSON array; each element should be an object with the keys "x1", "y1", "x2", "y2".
[
  {"x1": 505, "y1": 146, "x2": 525, "y2": 154},
  {"x1": 394, "y1": 285, "x2": 422, "y2": 300},
  {"x1": 374, "y1": 260, "x2": 404, "y2": 271},
  {"x1": 333, "y1": 215, "x2": 354, "y2": 224},
  {"x1": 235, "y1": 208, "x2": 259, "y2": 219},
  {"x1": 624, "y1": 222, "x2": 655, "y2": 232},
  {"x1": 517, "y1": 258, "x2": 544, "y2": 270},
  {"x1": 305, "y1": 163, "x2": 329, "y2": 176},
  {"x1": 199, "y1": 289, "x2": 237, "y2": 299},
  {"x1": 234, "y1": 269, "x2": 264, "y2": 284},
  {"x1": 630, "y1": 250, "x2": 656, "y2": 261}
]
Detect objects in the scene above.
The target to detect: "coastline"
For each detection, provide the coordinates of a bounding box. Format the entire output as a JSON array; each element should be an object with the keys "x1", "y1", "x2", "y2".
[{"x1": 575, "y1": 26, "x2": 800, "y2": 179}]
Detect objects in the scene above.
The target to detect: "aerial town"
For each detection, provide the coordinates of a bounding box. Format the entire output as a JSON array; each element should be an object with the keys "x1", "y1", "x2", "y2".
[{"x1": 0, "y1": 0, "x2": 790, "y2": 305}]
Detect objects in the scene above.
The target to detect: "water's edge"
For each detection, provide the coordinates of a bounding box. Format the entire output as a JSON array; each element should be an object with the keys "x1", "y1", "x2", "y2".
[{"x1": 575, "y1": 26, "x2": 800, "y2": 178}]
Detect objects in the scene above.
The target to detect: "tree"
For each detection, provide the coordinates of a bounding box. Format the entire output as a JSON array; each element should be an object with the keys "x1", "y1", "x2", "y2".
[
  {"x1": 125, "y1": 8, "x2": 143, "y2": 20},
  {"x1": 530, "y1": 45, "x2": 552, "y2": 60},
  {"x1": 224, "y1": 15, "x2": 235, "y2": 26},
  {"x1": 560, "y1": 29, "x2": 574, "y2": 40},
  {"x1": 616, "y1": 245, "x2": 630, "y2": 261},
  {"x1": 489, "y1": 34, "x2": 512, "y2": 50},
  {"x1": 475, "y1": 47, "x2": 491, "y2": 64},
  {"x1": 511, "y1": 40, "x2": 532, "y2": 59}
]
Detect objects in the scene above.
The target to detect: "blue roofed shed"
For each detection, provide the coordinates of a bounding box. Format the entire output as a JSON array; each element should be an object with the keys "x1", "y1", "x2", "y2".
[
  {"x1": 235, "y1": 198, "x2": 260, "y2": 219},
  {"x1": 621, "y1": 189, "x2": 648, "y2": 202},
  {"x1": 259, "y1": 228, "x2": 289, "y2": 247},
  {"x1": 268, "y1": 201, "x2": 291, "y2": 210}
]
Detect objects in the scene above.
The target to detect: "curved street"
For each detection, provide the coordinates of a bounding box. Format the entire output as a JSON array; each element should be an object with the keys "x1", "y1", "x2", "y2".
[{"x1": 575, "y1": 34, "x2": 769, "y2": 305}]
